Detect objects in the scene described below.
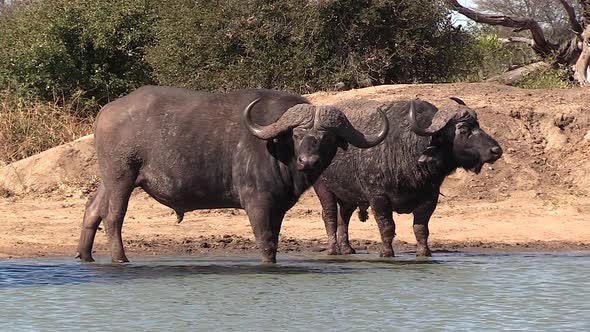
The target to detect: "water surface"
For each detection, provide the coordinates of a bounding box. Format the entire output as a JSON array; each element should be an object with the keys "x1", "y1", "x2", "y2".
[{"x1": 0, "y1": 252, "x2": 588, "y2": 331}]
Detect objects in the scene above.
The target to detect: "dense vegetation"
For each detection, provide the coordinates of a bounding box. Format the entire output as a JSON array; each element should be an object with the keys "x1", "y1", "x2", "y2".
[
  {"x1": 0, "y1": 0, "x2": 571, "y2": 162},
  {"x1": 0, "y1": 0, "x2": 481, "y2": 103},
  {"x1": 0, "y1": 0, "x2": 155, "y2": 106}
]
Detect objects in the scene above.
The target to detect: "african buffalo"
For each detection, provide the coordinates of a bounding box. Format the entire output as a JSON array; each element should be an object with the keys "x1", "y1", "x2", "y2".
[
  {"x1": 76, "y1": 86, "x2": 389, "y2": 263},
  {"x1": 313, "y1": 98, "x2": 502, "y2": 257}
]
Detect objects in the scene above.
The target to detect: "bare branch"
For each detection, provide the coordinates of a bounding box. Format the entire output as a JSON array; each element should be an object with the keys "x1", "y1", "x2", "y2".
[
  {"x1": 448, "y1": 0, "x2": 589, "y2": 86},
  {"x1": 445, "y1": 0, "x2": 558, "y2": 55},
  {"x1": 580, "y1": 0, "x2": 590, "y2": 26},
  {"x1": 556, "y1": 0, "x2": 583, "y2": 34},
  {"x1": 498, "y1": 37, "x2": 535, "y2": 46},
  {"x1": 555, "y1": 37, "x2": 581, "y2": 64}
]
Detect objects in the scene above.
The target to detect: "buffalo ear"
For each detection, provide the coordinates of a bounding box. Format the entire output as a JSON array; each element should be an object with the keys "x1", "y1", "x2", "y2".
[
  {"x1": 418, "y1": 146, "x2": 444, "y2": 171},
  {"x1": 337, "y1": 138, "x2": 349, "y2": 150},
  {"x1": 418, "y1": 146, "x2": 437, "y2": 165}
]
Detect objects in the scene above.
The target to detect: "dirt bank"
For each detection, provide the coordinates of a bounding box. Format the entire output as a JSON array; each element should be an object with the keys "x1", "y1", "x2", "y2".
[{"x1": 0, "y1": 83, "x2": 589, "y2": 260}]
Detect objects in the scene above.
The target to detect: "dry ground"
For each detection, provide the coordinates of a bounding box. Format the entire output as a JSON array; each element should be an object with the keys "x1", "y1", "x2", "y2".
[{"x1": 1, "y1": 83, "x2": 589, "y2": 260}]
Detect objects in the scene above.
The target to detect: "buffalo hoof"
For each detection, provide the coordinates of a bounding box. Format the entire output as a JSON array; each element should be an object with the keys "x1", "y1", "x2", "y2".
[
  {"x1": 416, "y1": 247, "x2": 432, "y2": 257},
  {"x1": 339, "y1": 246, "x2": 356, "y2": 255},
  {"x1": 259, "y1": 248, "x2": 277, "y2": 264},
  {"x1": 112, "y1": 259, "x2": 129, "y2": 263},
  {"x1": 75, "y1": 252, "x2": 95, "y2": 263},
  {"x1": 261, "y1": 258, "x2": 277, "y2": 264},
  {"x1": 112, "y1": 257, "x2": 130, "y2": 263},
  {"x1": 261, "y1": 253, "x2": 277, "y2": 264},
  {"x1": 379, "y1": 249, "x2": 395, "y2": 257},
  {"x1": 326, "y1": 244, "x2": 340, "y2": 255}
]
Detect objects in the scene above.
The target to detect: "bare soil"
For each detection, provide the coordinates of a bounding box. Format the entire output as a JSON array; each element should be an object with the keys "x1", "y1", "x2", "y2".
[{"x1": 1, "y1": 83, "x2": 589, "y2": 260}]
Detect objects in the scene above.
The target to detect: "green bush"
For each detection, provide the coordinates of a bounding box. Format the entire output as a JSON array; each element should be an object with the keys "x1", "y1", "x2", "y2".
[
  {"x1": 457, "y1": 34, "x2": 513, "y2": 82},
  {"x1": 514, "y1": 67, "x2": 574, "y2": 89},
  {"x1": 147, "y1": 0, "x2": 317, "y2": 92},
  {"x1": 1, "y1": 0, "x2": 482, "y2": 100},
  {"x1": 0, "y1": 0, "x2": 156, "y2": 106},
  {"x1": 148, "y1": 0, "x2": 479, "y2": 93},
  {"x1": 313, "y1": 0, "x2": 478, "y2": 86}
]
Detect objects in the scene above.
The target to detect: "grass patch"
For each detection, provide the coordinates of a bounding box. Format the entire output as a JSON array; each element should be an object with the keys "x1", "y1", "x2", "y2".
[
  {"x1": 0, "y1": 90, "x2": 94, "y2": 163},
  {"x1": 514, "y1": 67, "x2": 575, "y2": 89}
]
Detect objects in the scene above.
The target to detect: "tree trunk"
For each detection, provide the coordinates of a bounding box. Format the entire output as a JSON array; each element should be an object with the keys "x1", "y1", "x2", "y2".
[
  {"x1": 486, "y1": 62, "x2": 550, "y2": 85},
  {"x1": 575, "y1": 26, "x2": 590, "y2": 86},
  {"x1": 445, "y1": 0, "x2": 590, "y2": 86}
]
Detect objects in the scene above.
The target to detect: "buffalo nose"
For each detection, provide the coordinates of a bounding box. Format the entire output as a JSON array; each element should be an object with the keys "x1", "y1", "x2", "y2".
[
  {"x1": 490, "y1": 146, "x2": 503, "y2": 157},
  {"x1": 297, "y1": 156, "x2": 320, "y2": 170}
]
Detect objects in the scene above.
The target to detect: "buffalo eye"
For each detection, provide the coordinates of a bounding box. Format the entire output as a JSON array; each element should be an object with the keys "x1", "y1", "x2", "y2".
[
  {"x1": 292, "y1": 130, "x2": 305, "y2": 140},
  {"x1": 456, "y1": 123, "x2": 471, "y2": 137}
]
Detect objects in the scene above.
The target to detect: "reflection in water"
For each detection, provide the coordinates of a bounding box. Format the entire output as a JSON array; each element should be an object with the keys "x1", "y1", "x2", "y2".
[
  {"x1": 0, "y1": 255, "x2": 441, "y2": 288},
  {"x1": 0, "y1": 253, "x2": 588, "y2": 331}
]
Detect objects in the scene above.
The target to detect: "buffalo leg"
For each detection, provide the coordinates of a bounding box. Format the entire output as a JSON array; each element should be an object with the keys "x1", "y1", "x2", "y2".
[
  {"x1": 313, "y1": 181, "x2": 339, "y2": 255},
  {"x1": 102, "y1": 180, "x2": 134, "y2": 263},
  {"x1": 271, "y1": 210, "x2": 286, "y2": 254},
  {"x1": 370, "y1": 196, "x2": 395, "y2": 257},
  {"x1": 76, "y1": 184, "x2": 107, "y2": 262},
  {"x1": 337, "y1": 204, "x2": 356, "y2": 255},
  {"x1": 413, "y1": 200, "x2": 436, "y2": 257},
  {"x1": 245, "y1": 200, "x2": 284, "y2": 263}
]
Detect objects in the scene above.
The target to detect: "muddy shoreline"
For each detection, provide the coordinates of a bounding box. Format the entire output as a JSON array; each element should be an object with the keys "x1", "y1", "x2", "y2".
[{"x1": 2, "y1": 234, "x2": 589, "y2": 261}]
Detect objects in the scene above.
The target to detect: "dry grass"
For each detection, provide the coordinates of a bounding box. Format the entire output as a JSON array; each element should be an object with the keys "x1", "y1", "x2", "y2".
[{"x1": 0, "y1": 91, "x2": 94, "y2": 163}]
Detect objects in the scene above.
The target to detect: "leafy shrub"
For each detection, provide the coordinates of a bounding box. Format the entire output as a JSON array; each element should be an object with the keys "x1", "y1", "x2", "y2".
[
  {"x1": 457, "y1": 34, "x2": 513, "y2": 82},
  {"x1": 1, "y1": 0, "x2": 481, "y2": 98},
  {"x1": 148, "y1": 0, "x2": 479, "y2": 93},
  {"x1": 0, "y1": 0, "x2": 156, "y2": 104},
  {"x1": 514, "y1": 67, "x2": 574, "y2": 89}
]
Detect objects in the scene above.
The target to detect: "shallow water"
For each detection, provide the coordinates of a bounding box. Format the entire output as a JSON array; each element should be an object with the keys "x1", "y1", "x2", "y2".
[{"x1": 0, "y1": 252, "x2": 588, "y2": 331}]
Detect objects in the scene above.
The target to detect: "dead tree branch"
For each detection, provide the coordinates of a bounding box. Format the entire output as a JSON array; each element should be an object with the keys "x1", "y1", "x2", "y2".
[
  {"x1": 445, "y1": 0, "x2": 558, "y2": 55},
  {"x1": 498, "y1": 37, "x2": 535, "y2": 46},
  {"x1": 446, "y1": 0, "x2": 590, "y2": 85},
  {"x1": 557, "y1": 0, "x2": 583, "y2": 34},
  {"x1": 580, "y1": 0, "x2": 590, "y2": 25}
]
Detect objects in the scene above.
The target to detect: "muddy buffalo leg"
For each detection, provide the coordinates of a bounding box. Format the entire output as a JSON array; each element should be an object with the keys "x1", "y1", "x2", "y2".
[
  {"x1": 313, "y1": 181, "x2": 339, "y2": 255},
  {"x1": 337, "y1": 204, "x2": 356, "y2": 255},
  {"x1": 270, "y1": 210, "x2": 286, "y2": 254},
  {"x1": 413, "y1": 199, "x2": 436, "y2": 257},
  {"x1": 370, "y1": 196, "x2": 395, "y2": 257},
  {"x1": 245, "y1": 200, "x2": 282, "y2": 264},
  {"x1": 76, "y1": 184, "x2": 107, "y2": 262},
  {"x1": 102, "y1": 179, "x2": 134, "y2": 263}
]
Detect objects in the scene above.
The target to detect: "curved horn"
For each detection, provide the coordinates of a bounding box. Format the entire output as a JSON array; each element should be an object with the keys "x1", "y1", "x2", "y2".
[
  {"x1": 243, "y1": 98, "x2": 313, "y2": 140},
  {"x1": 408, "y1": 100, "x2": 456, "y2": 136},
  {"x1": 328, "y1": 107, "x2": 389, "y2": 148},
  {"x1": 449, "y1": 97, "x2": 466, "y2": 105}
]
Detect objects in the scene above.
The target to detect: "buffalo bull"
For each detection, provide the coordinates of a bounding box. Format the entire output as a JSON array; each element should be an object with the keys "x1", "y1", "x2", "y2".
[
  {"x1": 76, "y1": 86, "x2": 388, "y2": 263},
  {"x1": 313, "y1": 98, "x2": 502, "y2": 257}
]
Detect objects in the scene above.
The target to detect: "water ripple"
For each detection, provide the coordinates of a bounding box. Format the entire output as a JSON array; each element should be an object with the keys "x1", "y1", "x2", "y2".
[{"x1": 0, "y1": 252, "x2": 588, "y2": 331}]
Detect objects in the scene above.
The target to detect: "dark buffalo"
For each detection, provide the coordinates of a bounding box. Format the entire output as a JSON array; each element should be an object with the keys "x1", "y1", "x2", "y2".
[
  {"x1": 313, "y1": 98, "x2": 502, "y2": 257},
  {"x1": 76, "y1": 86, "x2": 388, "y2": 263}
]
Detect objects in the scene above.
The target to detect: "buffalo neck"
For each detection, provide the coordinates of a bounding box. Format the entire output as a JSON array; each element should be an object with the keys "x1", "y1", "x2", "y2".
[
  {"x1": 415, "y1": 145, "x2": 458, "y2": 190},
  {"x1": 386, "y1": 133, "x2": 458, "y2": 193},
  {"x1": 254, "y1": 156, "x2": 317, "y2": 209},
  {"x1": 289, "y1": 161, "x2": 321, "y2": 198}
]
